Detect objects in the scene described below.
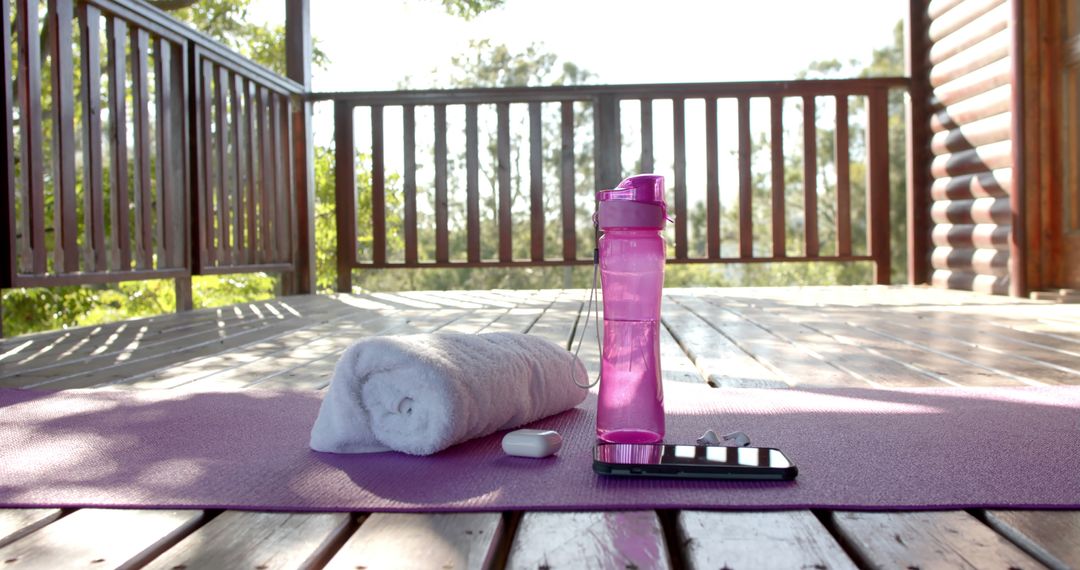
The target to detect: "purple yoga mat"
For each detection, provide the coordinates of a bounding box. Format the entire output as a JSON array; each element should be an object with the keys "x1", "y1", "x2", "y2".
[{"x1": 1, "y1": 384, "x2": 1079, "y2": 512}]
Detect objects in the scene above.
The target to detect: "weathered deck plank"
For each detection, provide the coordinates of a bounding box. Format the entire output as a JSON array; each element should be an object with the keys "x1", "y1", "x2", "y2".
[
  {"x1": 2, "y1": 287, "x2": 1079, "y2": 567},
  {"x1": 506, "y1": 511, "x2": 671, "y2": 569},
  {"x1": 661, "y1": 297, "x2": 784, "y2": 388},
  {"x1": 678, "y1": 510, "x2": 856, "y2": 569},
  {"x1": 830, "y1": 510, "x2": 1045, "y2": 569},
  {"x1": 771, "y1": 303, "x2": 1026, "y2": 387},
  {"x1": 849, "y1": 312, "x2": 1080, "y2": 384},
  {"x1": 142, "y1": 511, "x2": 354, "y2": 570},
  {"x1": 984, "y1": 510, "x2": 1080, "y2": 570},
  {"x1": 0, "y1": 510, "x2": 62, "y2": 549},
  {"x1": 835, "y1": 313, "x2": 1073, "y2": 386},
  {"x1": 0, "y1": 509, "x2": 206, "y2": 569},
  {"x1": 679, "y1": 295, "x2": 870, "y2": 388},
  {"x1": 323, "y1": 513, "x2": 503, "y2": 570},
  {"x1": 718, "y1": 300, "x2": 947, "y2": 388}
]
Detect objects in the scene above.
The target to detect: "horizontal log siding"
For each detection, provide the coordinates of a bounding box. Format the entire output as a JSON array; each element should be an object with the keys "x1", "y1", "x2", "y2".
[{"x1": 925, "y1": 0, "x2": 1015, "y2": 295}]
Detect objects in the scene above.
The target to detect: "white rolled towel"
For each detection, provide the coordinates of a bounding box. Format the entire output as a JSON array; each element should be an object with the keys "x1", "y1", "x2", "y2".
[{"x1": 310, "y1": 332, "x2": 589, "y2": 456}]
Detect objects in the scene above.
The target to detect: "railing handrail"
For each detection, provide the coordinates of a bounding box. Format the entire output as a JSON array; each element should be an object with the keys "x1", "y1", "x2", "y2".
[
  {"x1": 329, "y1": 78, "x2": 903, "y2": 291},
  {"x1": 91, "y1": 0, "x2": 305, "y2": 94},
  {"x1": 310, "y1": 77, "x2": 910, "y2": 104}
]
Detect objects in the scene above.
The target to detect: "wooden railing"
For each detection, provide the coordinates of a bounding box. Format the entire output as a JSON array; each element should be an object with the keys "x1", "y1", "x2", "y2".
[
  {"x1": 318, "y1": 78, "x2": 908, "y2": 292},
  {"x1": 1, "y1": 0, "x2": 310, "y2": 312}
]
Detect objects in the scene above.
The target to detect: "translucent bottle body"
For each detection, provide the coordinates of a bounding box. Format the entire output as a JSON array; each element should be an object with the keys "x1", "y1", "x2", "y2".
[{"x1": 596, "y1": 228, "x2": 665, "y2": 443}]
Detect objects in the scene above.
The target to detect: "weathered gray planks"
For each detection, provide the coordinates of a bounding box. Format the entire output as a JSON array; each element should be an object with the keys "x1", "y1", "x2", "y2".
[
  {"x1": 0, "y1": 509, "x2": 205, "y2": 569},
  {"x1": 831, "y1": 510, "x2": 1044, "y2": 569},
  {"x1": 324, "y1": 513, "x2": 503, "y2": 570},
  {"x1": 3, "y1": 287, "x2": 1080, "y2": 568},
  {"x1": 984, "y1": 510, "x2": 1080, "y2": 570},
  {"x1": 506, "y1": 511, "x2": 671, "y2": 569},
  {"x1": 678, "y1": 510, "x2": 856, "y2": 569},
  {"x1": 682, "y1": 295, "x2": 868, "y2": 388},
  {"x1": 142, "y1": 511, "x2": 353, "y2": 570},
  {"x1": 659, "y1": 323, "x2": 708, "y2": 384},
  {"x1": 0, "y1": 510, "x2": 62, "y2": 549},
  {"x1": 662, "y1": 297, "x2": 784, "y2": 388}
]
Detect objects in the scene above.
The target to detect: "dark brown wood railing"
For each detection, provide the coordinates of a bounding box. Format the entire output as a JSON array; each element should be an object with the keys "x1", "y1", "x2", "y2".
[
  {"x1": 318, "y1": 78, "x2": 907, "y2": 292},
  {"x1": 1, "y1": 0, "x2": 310, "y2": 317}
]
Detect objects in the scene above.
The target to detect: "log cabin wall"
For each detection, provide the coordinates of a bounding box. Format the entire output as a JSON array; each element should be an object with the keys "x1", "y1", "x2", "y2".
[{"x1": 924, "y1": 0, "x2": 1020, "y2": 295}]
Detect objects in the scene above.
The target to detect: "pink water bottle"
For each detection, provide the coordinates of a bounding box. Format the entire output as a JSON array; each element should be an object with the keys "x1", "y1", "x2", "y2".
[{"x1": 595, "y1": 174, "x2": 667, "y2": 443}]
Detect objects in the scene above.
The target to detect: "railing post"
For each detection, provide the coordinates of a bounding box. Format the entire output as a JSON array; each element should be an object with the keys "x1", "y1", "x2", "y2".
[
  {"x1": 1, "y1": 0, "x2": 15, "y2": 299},
  {"x1": 868, "y1": 87, "x2": 891, "y2": 285},
  {"x1": 906, "y1": 0, "x2": 931, "y2": 285},
  {"x1": 285, "y1": 0, "x2": 315, "y2": 294},
  {"x1": 334, "y1": 102, "x2": 356, "y2": 293},
  {"x1": 593, "y1": 94, "x2": 621, "y2": 191}
]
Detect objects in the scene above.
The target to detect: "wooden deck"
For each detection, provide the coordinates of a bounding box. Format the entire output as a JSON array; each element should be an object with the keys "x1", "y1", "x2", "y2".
[{"x1": 1, "y1": 286, "x2": 1079, "y2": 568}]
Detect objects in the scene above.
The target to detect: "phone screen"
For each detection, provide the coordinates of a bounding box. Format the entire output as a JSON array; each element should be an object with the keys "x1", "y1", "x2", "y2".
[{"x1": 593, "y1": 443, "x2": 798, "y2": 480}]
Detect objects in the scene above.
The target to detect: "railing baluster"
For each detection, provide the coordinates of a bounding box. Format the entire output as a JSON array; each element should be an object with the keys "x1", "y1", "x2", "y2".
[
  {"x1": 465, "y1": 103, "x2": 480, "y2": 263},
  {"x1": 244, "y1": 80, "x2": 257, "y2": 264},
  {"x1": 333, "y1": 102, "x2": 355, "y2": 292},
  {"x1": 705, "y1": 97, "x2": 720, "y2": 259},
  {"x1": 560, "y1": 101, "x2": 575, "y2": 262},
  {"x1": 79, "y1": 5, "x2": 106, "y2": 272},
  {"x1": 802, "y1": 95, "x2": 819, "y2": 257},
  {"x1": 273, "y1": 93, "x2": 288, "y2": 263},
  {"x1": 0, "y1": 0, "x2": 14, "y2": 281},
  {"x1": 17, "y1": 0, "x2": 45, "y2": 274},
  {"x1": 529, "y1": 101, "x2": 543, "y2": 262},
  {"x1": 497, "y1": 102, "x2": 512, "y2": 263},
  {"x1": 867, "y1": 88, "x2": 891, "y2": 284},
  {"x1": 132, "y1": 28, "x2": 153, "y2": 269},
  {"x1": 108, "y1": 18, "x2": 130, "y2": 271},
  {"x1": 154, "y1": 38, "x2": 172, "y2": 269},
  {"x1": 640, "y1": 98, "x2": 653, "y2": 173},
  {"x1": 215, "y1": 65, "x2": 231, "y2": 266},
  {"x1": 229, "y1": 72, "x2": 243, "y2": 264},
  {"x1": 281, "y1": 95, "x2": 295, "y2": 264},
  {"x1": 592, "y1": 94, "x2": 620, "y2": 190},
  {"x1": 738, "y1": 96, "x2": 752, "y2": 258},
  {"x1": 20, "y1": 0, "x2": 46, "y2": 273},
  {"x1": 49, "y1": 0, "x2": 78, "y2": 273},
  {"x1": 433, "y1": 103, "x2": 447, "y2": 263},
  {"x1": 835, "y1": 95, "x2": 852, "y2": 257},
  {"x1": 259, "y1": 87, "x2": 275, "y2": 263},
  {"x1": 372, "y1": 104, "x2": 387, "y2": 265},
  {"x1": 403, "y1": 104, "x2": 418, "y2": 265},
  {"x1": 672, "y1": 97, "x2": 687, "y2": 260},
  {"x1": 196, "y1": 58, "x2": 213, "y2": 268},
  {"x1": 770, "y1": 96, "x2": 785, "y2": 258}
]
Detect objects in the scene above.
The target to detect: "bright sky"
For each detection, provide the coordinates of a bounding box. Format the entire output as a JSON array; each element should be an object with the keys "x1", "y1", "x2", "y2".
[{"x1": 252, "y1": 0, "x2": 907, "y2": 91}]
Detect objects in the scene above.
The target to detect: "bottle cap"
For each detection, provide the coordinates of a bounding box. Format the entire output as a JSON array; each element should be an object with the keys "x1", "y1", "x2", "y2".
[
  {"x1": 596, "y1": 174, "x2": 666, "y2": 205},
  {"x1": 595, "y1": 174, "x2": 669, "y2": 230}
]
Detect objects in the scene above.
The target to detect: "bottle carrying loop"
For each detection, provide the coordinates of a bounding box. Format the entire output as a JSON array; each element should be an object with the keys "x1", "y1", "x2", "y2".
[{"x1": 571, "y1": 247, "x2": 602, "y2": 389}]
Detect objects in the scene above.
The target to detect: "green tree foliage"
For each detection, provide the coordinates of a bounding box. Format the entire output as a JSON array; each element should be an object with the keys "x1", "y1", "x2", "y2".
[
  {"x1": 170, "y1": 0, "x2": 329, "y2": 75},
  {"x1": 440, "y1": 0, "x2": 506, "y2": 21}
]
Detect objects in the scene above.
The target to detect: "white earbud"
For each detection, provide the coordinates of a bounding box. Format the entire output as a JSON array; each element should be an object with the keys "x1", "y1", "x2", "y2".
[{"x1": 696, "y1": 430, "x2": 751, "y2": 447}]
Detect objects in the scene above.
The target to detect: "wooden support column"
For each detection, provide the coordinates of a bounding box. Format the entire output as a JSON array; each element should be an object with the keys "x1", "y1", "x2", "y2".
[
  {"x1": 1, "y1": 0, "x2": 15, "y2": 314},
  {"x1": 334, "y1": 102, "x2": 355, "y2": 293},
  {"x1": 905, "y1": 0, "x2": 931, "y2": 285},
  {"x1": 868, "y1": 88, "x2": 892, "y2": 284},
  {"x1": 285, "y1": 0, "x2": 316, "y2": 294},
  {"x1": 1007, "y1": 0, "x2": 1028, "y2": 297}
]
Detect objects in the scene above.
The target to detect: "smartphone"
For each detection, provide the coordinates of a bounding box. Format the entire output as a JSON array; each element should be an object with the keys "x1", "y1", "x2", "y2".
[{"x1": 593, "y1": 443, "x2": 798, "y2": 481}]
